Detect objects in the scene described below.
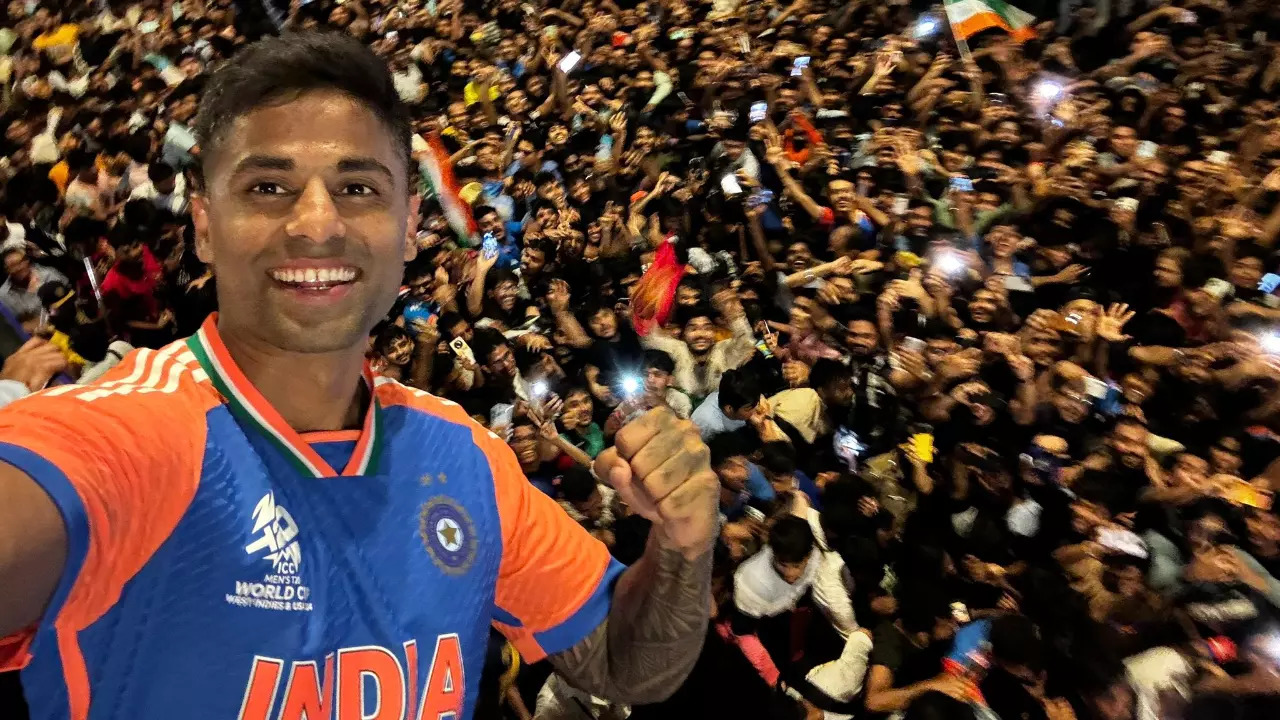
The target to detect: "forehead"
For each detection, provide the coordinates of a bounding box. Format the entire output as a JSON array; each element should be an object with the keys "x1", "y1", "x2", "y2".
[{"x1": 204, "y1": 91, "x2": 407, "y2": 188}]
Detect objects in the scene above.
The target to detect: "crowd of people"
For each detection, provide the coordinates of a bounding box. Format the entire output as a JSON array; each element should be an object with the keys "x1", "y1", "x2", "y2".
[{"x1": 3, "y1": 0, "x2": 1280, "y2": 718}]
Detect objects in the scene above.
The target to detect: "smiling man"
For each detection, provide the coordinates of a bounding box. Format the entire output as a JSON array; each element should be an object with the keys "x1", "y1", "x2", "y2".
[{"x1": 0, "y1": 32, "x2": 717, "y2": 720}]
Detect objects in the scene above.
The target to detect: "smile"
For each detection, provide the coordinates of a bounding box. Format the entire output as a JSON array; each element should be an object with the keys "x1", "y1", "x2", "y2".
[{"x1": 268, "y1": 266, "x2": 360, "y2": 288}]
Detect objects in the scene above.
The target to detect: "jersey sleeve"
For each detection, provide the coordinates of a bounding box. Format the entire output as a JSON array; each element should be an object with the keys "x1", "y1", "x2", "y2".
[
  {"x1": 0, "y1": 350, "x2": 211, "y2": 672},
  {"x1": 482, "y1": 430, "x2": 626, "y2": 662}
]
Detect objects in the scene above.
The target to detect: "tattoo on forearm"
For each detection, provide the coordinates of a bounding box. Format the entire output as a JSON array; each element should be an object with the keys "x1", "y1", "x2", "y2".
[{"x1": 548, "y1": 537, "x2": 713, "y2": 704}]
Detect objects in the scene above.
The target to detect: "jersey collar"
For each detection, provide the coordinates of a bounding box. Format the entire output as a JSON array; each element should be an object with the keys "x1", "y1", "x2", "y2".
[{"x1": 185, "y1": 313, "x2": 383, "y2": 478}]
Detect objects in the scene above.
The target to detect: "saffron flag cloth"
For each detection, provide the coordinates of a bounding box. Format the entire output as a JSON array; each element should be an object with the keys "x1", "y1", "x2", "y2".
[
  {"x1": 420, "y1": 131, "x2": 479, "y2": 246},
  {"x1": 630, "y1": 241, "x2": 686, "y2": 336},
  {"x1": 944, "y1": 0, "x2": 1036, "y2": 42}
]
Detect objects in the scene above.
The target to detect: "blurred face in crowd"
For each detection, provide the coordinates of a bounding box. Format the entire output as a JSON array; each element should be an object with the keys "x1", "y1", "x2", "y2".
[
  {"x1": 384, "y1": 335, "x2": 414, "y2": 367},
  {"x1": 1153, "y1": 252, "x2": 1184, "y2": 289},
  {"x1": 1109, "y1": 422, "x2": 1148, "y2": 470},
  {"x1": 588, "y1": 307, "x2": 618, "y2": 339},
  {"x1": 846, "y1": 319, "x2": 879, "y2": 358},
  {"x1": 785, "y1": 242, "x2": 814, "y2": 272},
  {"x1": 968, "y1": 289, "x2": 999, "y2": 324},
  {"x1": 192, "y1": 91, "x2": 417, "y2": 354},
  {"x1": 477, "y1": 210, "x2": 505, "y2": 241},
  {"x1": 827, "y1": 179, "x2": 856, "y2": 214},
  {"x1": 509, "y1": 424, "x2": 540, "y2": 468},
  {"x1": 489, "y1": 276, "x2": 518, "y2": 312},
  {"x1": 486, "y1": 342, "x2": 517, "y2": 379},
  {"x1": 1209, "y1": 436, "x2": 1242, "y2": 475},
  {"x1": 3, "y1": 250, "x2": 31, "y2": 286},
  {"x1": 1229, "y1": 256, "x2": 1263, "y2": 291},
  {"x1": 1170, "y1": 453, "x2": 1209, "y2": 489},
  {"x1": 643, "y1": 365, "x2": 672, "y2": 396},
  {"x1": 684, "y1": 315, "x2": 716, "y2": 354}
]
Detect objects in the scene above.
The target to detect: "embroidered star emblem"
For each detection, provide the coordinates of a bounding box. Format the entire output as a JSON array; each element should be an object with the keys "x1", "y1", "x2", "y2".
[
  {"x1": 436, "y1": 518, "x2": 462, "y2": 551},
  {"x1": 438, "y1": 472, "x2": 448, "y2": 484},
  {"x1": 420, "y1": 474, "x2": 433, "y2": 486}
]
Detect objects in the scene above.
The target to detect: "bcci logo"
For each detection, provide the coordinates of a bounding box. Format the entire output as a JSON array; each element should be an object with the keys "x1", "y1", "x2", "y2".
[
  {"x1": 419, "y1": 496, "x2": 476, "y2": 576},
  {"x1": 245, "y1": 492, "x2": 302, "y2": 574}
]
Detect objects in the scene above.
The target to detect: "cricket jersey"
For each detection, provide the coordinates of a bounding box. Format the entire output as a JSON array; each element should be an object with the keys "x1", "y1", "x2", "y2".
[{"x1": 0, "y1": 314, "x2": 625, "y2": 720}]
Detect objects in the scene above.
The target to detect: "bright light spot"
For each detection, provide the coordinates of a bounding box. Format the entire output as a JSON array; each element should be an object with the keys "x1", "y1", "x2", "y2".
[
  {"x1": 935, "y1": 253, "x2": 965, "y2": 275},
  {"x1": 1261, "y1": 333, "x2": 1280, "y2": 354},
  {"x1": 620, "y1": 375, "x2": 641, "y2": 395},
  {"x1": 913, "y1": 18, "x2": 939, "y2": 38},
  {"x1": 1034, "y1": 80, "x2": 1064, "y2": 102},
  {"x1": 531, "y1": 380, "x2": 549, "y2": 399}
]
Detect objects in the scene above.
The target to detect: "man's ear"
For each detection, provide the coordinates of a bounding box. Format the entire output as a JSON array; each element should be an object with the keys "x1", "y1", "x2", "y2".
[
  {"x1": 191, "y1": 193, "x2": 213, "y2": 265},
  {"x1": 404, "y1": 194, "x2": 422, "y2": 262}
]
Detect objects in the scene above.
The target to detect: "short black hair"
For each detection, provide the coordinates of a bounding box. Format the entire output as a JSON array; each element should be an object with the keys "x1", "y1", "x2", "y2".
[
  {"x1": 193, "y1": 30, "x2": 412, "y2": 187},
  {"x1": 642, "y1": 349, "x2": 675, "y2": 374},
  {"x1": 148, "y1": 162, "x2": 176, "y2": 184},
  {"x1": 809, "y1": 358, "x2": 850, "y2": 393},
  {"x1": 718, "y1": 368, "x2": 762, "y2": 413},
  {"x1": 558, "y1": 467, "x2": 599, "y2": 503},
  {"x1": 759, "y1": 441, "x2": 796, "y2": 475},
  {"x1": 473, "y1": 205, "x2": 498, "y2": 221},
  {"x1": 768, "y1": 515, "x2": 815, "y2": 565},
  {"x1": 707, "y1": 432, "x2": 749, "y2": 468}
]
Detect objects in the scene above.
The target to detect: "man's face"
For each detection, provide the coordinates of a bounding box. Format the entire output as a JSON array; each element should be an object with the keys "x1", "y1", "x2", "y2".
[
  {"x1": 192, "y1": 91, "x2": 416, "y2": 354},
  {"x1": 785, "y1": 242, "x2": 813, "y2": 272},
  {"x1": 1170, "y1": 453, "x2": 1209, "y2": 489},
  {"x1": 3, "y1": 251, "x2": 31, "y2": 284},
  {"x1": 521, "y1": 246, "x2": 547, "y2": 275},
  {"x1": 685, "y1": 316, "x2": 716, "y2": 353},
  {"x1": 772, "y1": 556, "x2": 809, "y2": 585},
  {"x1": 490, "y1": 278, "x2": 518, "y2": 311},
  {"x1": 1023, "y1": 330, "x2": 1062, "y2": 367},
  {"x1": 1153, "y1": 255, "x2": 1183, "y2": 288},
  {"x1": 1229, "y1": 257, "x2": 1263, "y2": 291},
  {"x1": 1110, "y1": 126, "x2": 1138, "y2": 159},
  {"x1": 1110, "y1": 423, "x2": 1148, "y2": 469},
  {"x1": 969, "y1": 289, "x2": 998, "y2": 323},
  {"x1": 478, "y1": 211, "x2": 504, "y2": 241},
  {"x1": 828, "y1": 179, "x2": 856, "y2": 214},
  {"x1": 486, "y1": 343, "x2": 517, "y2": 378},
  {"x1": 847, "y1": 320, "x2": 879, "y2": 357},
  {"x1": 386, "y1": 336, "x2": 414, "y2": 366},
  {"x1": 509, "y1": 425, "x2": 540, "y2": 466},
  {"x1": 715, "y1": 456, "x2": 750, "y2": 493},
  {"x1": 588, "y1": 308, "x2": 618, "y2": 339},
  {"x1": 721, "y1": 139, "x2": 745, "y2": 161},
  {"x1": 643, "y1": 366, "x2": 671, "y2": 395}
]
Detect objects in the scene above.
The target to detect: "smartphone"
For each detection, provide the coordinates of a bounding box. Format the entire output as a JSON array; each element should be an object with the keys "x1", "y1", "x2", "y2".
[
  {"x1": 677, "y1": 91, "x2": 694, "y2": 107},
  {"x1": 1226, "y1": 479, "x2": 1274, "y2": 510},
  {"x1": 949, "y1": 176, "x2": 974, "y2": 193},
  {"x1": 449, "y1": 336, "x2": 475, "y2": 364},
  {"x1": 911, "y1": 432, "x2": 934, "y2": 464},
  {"x1": 749, "y1": 101, "x2": 768, "y2": 123},
  {"x1": 950, "y1": 601, "x2": 970, "y2": 624},
  {"x1": 1177, "y1": 9, "x2": 1197, "y2": 24},
  {"x1": 989, "y1": 92, "x2": 1008, "y2": 106},
  {"x1": 1203, "y1": 277, "x2": 1233, "y2": 301},
  {"x1": 558, "y1": 50, "x2": 582, "y2": 74},
  {"x1": 1082, "y1": 376, "x2": 1109, "y2": 400},
  {"x1": 481, "y1": 232, "x2": 499, "y2": 260},
  {"x1": 745, "y1": 187, "x2": 774, "y2": 208},
  {"x1": 891, "y1": 194, "x2": 909, "y2": 215},
  {"x1": 668, "y1": 29, "x2": 693, "y2": 40},
  {"x1": 719, "y1": 174, "x2": 743, "y2": 196},
  {"x1": 737, "y1": 34, "x2": 750, "y2": 54},
  {"x1": 1258, "y1": 273, "x2": 1280, "y2": 294},
  {"x1": 1097, "y1": 527, "x2": 1148, "y2": 558},
  {"x1": 1207, "y1": 150, "x2": 1231, "y2": 166},
  {"x1": 489, "y1": 403, "x2": 515, "y2": 434},
  {"x1": 833, "y1": 427, "x2": 864, "y2": 470},
  {"x1": 1135, "y1": 141, "x2": 1158, "y2": 159},
  {"x1": 791, "y1": 56, "x2": 810, "y2": 77},
  {"x1": 900, "y1": 336, "x2": 926, "y2": 354}
]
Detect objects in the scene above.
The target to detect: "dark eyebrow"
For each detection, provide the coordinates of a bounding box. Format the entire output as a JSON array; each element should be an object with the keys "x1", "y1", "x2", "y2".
[
  {"x1": 337, "y1": 157, "x2": 395, "y2": 181},
  {"x1": 231, "y1": 154, "x2": 295, "y2": 176}
]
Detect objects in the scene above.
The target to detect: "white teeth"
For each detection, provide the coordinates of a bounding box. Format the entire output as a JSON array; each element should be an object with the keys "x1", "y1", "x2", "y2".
[{"x1": 271, "y1": 267, "x2": 356, "y2": 284}]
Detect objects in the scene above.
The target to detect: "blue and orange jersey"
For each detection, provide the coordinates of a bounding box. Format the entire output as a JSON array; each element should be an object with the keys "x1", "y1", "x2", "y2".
[{"x1": 0, "y1": 314, "x2": 625, "y2": 720}]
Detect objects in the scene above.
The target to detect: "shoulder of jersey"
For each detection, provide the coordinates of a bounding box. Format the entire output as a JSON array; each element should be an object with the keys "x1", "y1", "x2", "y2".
[
  {"x1": 35, "y1": 340, "x2": 219, "y2": 409},
  {"x1": 373, "y1": 376, "x2": 505, "y2": 444}
]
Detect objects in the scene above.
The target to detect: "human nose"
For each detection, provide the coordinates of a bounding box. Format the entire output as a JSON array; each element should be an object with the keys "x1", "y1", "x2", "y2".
[{"x1": 285, "y1": 178, "x2": 345, "y2": 243}]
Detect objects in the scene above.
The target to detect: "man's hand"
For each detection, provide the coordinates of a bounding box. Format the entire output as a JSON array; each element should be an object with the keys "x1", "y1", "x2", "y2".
[
  {"x1": 594, "y1": 407, "x2": 718, "y2": 560},
  {"x1": 1, "y1": 338, "x2": 68, "y2": 392}
]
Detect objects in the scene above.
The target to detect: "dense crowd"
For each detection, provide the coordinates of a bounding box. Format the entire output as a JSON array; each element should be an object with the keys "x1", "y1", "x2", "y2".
[{"x1": 3, "y1": 0, "x2": 1280, "y2": 718}]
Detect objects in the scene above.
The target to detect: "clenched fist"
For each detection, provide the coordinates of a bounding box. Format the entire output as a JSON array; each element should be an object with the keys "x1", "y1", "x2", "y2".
[{"x1": 594, "y1": 407, "x2": 718, "y2": 560}]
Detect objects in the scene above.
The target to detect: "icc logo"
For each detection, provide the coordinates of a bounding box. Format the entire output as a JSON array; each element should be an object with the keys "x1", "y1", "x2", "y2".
[{"x1": 245, "y1": 492, "x2": 302, "y2": 573}]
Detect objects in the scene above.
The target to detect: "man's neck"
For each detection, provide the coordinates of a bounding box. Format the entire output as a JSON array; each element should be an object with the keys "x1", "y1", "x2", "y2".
[{"x1": 220, "y1": 323, "x2": 368, "y2": 433}]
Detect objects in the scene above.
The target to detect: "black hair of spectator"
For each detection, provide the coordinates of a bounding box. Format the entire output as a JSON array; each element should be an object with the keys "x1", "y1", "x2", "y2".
[
  {"x1": 437, "y1": 311, "x2": 465, "y2": 335},
  {"x1": 642, "y1": 349, "x2": 675, "y2": 374},
  {"x1": 768, "y1": 515, "x2": 814, "y2": 565},
  {"x1": 470, "y1": 328, "x2": 509, "y2": 365},
  {"x1": 147, "y1": 162, "x2": 176, "y2": 184},
  {"x1": 759, "y1": 441, "x2": 797, "y2": 476},
  {"x1": 989, "y1": 614, "x2": 1043, "y2": 672},
  {"x1": 373, "y1": 325, "x2": 412, "y2": 357},
  {"x1": 719, "y1": 368, "x2": 762, "y2": 414},
  {"x1": 558, "y1": 467, "x2": 598, "y2": 504},
  {"x1": 192, "y1": 30, "x2": 412, "y2": 187},
  {"x1": 808, "y1": 358, "x2": 850, "y2": 394},
  {"x1": 707, "y1": 432, "x2": 750, "y2": 468},
  {"x1": 898, "y1": 588, "x2": 949, "y2": 637},
  {"x1": 473, "y1": 204, "x2": 498, "y2": 222},
  {"x1": 678, "y1": 303, "x2": 715, "y2": 328}
]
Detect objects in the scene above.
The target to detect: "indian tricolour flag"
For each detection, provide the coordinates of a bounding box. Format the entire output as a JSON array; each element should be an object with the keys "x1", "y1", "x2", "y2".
[
  {"x1": 419, "y1": 131, "x2": 479, "y2": 246},
  {"x1": 944, "y1": 0, "x2": 1036, "y2": 42}
]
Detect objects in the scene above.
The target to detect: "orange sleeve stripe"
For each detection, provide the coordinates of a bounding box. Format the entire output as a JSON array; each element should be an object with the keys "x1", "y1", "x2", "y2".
[
  {"x1": 376, "y1": 383, "x2": 618, "y2": 660},
  {"x1": 0, "y1": 345, "x2": 217, "y2": 720}
]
